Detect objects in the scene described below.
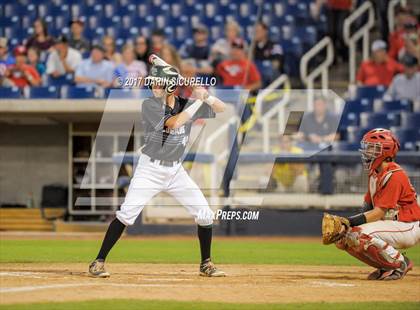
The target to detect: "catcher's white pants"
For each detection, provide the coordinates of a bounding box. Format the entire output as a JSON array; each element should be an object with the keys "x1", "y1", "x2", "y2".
[
  {"x1": 116, "y1": 154, "x2": 214, "y2": 226},
  {"x1": 359, "y1": 220, "x2": 420, "y2": 250}
]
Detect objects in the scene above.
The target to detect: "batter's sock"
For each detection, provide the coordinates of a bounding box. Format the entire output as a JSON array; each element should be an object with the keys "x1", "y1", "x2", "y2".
[
  {"x1": 197, "y1": 225, "x2": 212, "y2": 262},
  {"x1": 96, "y1": 218, "x2": 126, "y2": 261}
]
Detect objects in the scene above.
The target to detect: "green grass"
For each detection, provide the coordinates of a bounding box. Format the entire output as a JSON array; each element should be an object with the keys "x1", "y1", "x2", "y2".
[
  {"x1": 0, "y1": 300, "x2": 419, "y2": 310},
  {"x1": 1, "y1": 239, "x2": 419, "y2": 266}
]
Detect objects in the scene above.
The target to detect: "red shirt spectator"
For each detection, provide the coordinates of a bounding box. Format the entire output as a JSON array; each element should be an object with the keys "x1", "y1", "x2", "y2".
[
  {"x1": 6, "y1": 46, "x2": 41, "y2": 88},
  {"x1": 357, "y1": 40, "x2": 403, "y2": 86},
  {"x1": 216, "y1": 39, "x2": 261, "y2": 91},
  {"x1": 327, "y1": 0, "x2": 352, "y2": 10}
]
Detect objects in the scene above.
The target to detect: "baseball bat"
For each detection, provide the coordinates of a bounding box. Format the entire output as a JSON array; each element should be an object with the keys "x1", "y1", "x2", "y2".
[{"x1": 148, "y1": 54, "x2": 186, "y2": 81}]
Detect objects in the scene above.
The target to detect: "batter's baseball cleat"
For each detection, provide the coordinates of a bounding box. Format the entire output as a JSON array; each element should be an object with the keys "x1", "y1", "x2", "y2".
[
  {"x1": 382, "y1": 256, "x2": 413, "y2": 281},
  {"x1": 88, "y1": 259, "x2": 110, "y2": 278},
  {"x1": 199, "y1": 259, "x2": 226, "y2": 277}
]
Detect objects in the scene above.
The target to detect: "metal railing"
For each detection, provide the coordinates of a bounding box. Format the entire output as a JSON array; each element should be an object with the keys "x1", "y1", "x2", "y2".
[
  {"x1": 255, "y1": 74, "x2": 290, "y2": 152},
  {"x1": 299, "y1": 36, "x2": 334, "y2": 108},
  {"x1": 343, "y1": 1, "x2": 375, "y2": 84},
  {"x1": 388, "y1": 0, "x2": 407, "y2": 33},
  {"x1": 205, "y1": 116, "x2": 239, "y2": 197}
]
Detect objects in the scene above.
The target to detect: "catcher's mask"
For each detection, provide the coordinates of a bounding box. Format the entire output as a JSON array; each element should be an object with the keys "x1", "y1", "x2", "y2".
[
  {"x1": 145, "y1": 65, "x2": 179, "y2": 95},
  {"x1": 359, "y1": 128, "x2": 400, "y2": 172}
]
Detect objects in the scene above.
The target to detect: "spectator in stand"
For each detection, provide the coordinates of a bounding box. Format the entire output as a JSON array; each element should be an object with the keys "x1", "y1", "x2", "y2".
[
  {"x1": 160, "y1": 43, "x2": 182, "y2": 70},
  {"x1": 211, "y1": 20, "x2": 242, "y2": 64},
  {"x1": 215, "y1": 38, "x2": 261, "y2": 91},
  {"x1": 298, "y1": 97, "x2": 338, "y2": 147},
  {"x1": 312, "y1": 0, "x2": 354, "y2": 63},
  {"x1": 178, "y1": 59, "x2": 198, "y2": 98},
  {"x1": 150, "y1": 29, "x2": 166, "y2": 55},
  {"x1": 0, "y1": 38, "x2": 15, "y2": 66},
  {"x1": 179, "y1": 24, "x2": 213, "y2": 75},
  {"x1": 68, "y1": 19, "x2": 90, "y2": 54},
  {"x1": 268, "y1": 135, "x2": 309, "y2": 193},
  {"x1": 5, "y1": 46, "x2": 41, "y2": 88},
  {"x1": 74, "y1": 45, "x2": 114, "y2": 88},
  {"x1": 46, "y1": 35, "x2": 82, "y2": 78},
  {"x1": 134, "y1": 35, "x2": 150, "y2": 64},
  {"x1": 385, "y1": 53, "x2": 420, "y2": 102},
  {"x1": 356, "y1": 40, "x2": 403, "y2": 86},
  {"x1": 102, "y1": 36, "x2": 122, "y2": 64},
  {"x1": 27, "y1": 47, "x2": 45, "y2": 77},
  {"x1": 253, "y1": 21, "x2": 283, "y2": 86},
  {"x1": 388, "y1": 7, "x2": 419, "y2": 60},
  {"x1": 25, "y1": 19, "x2": 55, "y2": 61},
  {"x1": 113, "y1": 43, "x2": 148, "y2": 87}
]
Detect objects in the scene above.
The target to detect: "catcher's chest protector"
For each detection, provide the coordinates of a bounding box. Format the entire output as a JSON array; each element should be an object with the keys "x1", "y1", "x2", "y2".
[{"x1": 369, "y1": 168, "x2": 402, "y2": 207}]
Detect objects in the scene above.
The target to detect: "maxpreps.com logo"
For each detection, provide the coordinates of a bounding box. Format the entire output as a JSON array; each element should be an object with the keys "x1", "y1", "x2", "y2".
[{"x1": 197, "y1": 209, "x2": 260, "y2": 221}]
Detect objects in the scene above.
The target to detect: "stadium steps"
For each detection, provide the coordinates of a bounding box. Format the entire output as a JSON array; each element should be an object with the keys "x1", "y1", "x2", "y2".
[
  {"x1": 54, "y1": 220, "x2": 108, "y2": 232},
  {"x1": 0, "y1": 208, "x2": 64, "y2": 231}
]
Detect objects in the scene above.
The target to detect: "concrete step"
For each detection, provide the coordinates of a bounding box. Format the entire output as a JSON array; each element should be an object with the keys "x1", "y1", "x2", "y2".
[{"x1": 55, "y1": 220, "x2": 108, "y2": 233}]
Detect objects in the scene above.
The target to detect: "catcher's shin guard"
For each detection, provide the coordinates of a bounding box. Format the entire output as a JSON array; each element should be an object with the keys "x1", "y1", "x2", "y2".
[{"x1": 340, "y1": 227, "x2": 403, "y2": 270}]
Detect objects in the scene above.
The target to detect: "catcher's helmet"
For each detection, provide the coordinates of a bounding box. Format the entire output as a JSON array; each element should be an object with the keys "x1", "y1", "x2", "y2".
[
  {"x1": 359, "y1": 128, "x2": 400, "y2": 173},
  {"x1": 145, "y1": 65, "x2": 179, "y2": 95}
]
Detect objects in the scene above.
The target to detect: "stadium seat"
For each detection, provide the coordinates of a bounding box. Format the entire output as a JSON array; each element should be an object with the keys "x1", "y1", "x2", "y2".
[
  {"x1": 27, "y1": 86, "x2": 60, "y2": 99},
  {"x1": 374, "y1": 99, "x2": 413, "y2": 113},
  {"x1": 104, "y1": 88, "x2": 139, "y2": 99},
  {"x1": 346, "y1": 127, "x2": 370, "y2": 144},
  {"x1": 0, "y1": 87, "x2": 22, "y2": 99},
  {"x1": 48, "y1": 75, "x2": 74, "y2": 87},
  {"x1": 390, "y1": 127, "x2": 420, "y2": 151},
  {"x1": 62, "y1": 86, "x2": 96, "y2": 99},
  {"x1": 400, "y1": 112, "x2": 420, "y2": 129},
  {"x1": 0, "y1": 16, "x2": 20, "y2": 28},
  {"x1": 343, "y1": 99, "x2": 373, "y2": 114},
  {"x1": 331, "y1": 142, "x2": 360, "y2": 152},
  {"x1": 356, "y1": 85, "x2": 387, "y2": 100},
  {"x1": 359, "y1": 112, "x2": 400, "y2": 128}
]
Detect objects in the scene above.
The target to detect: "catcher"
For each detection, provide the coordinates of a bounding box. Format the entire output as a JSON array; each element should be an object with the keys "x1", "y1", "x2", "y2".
[{"x1": 322, "y1": 128, "x2": 420, "y2": 280}]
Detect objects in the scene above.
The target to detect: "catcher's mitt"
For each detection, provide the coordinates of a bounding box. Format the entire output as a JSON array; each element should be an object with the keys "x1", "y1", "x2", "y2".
[{"x1": 322, "y1": 213, "x2": 350, "y2": 245}]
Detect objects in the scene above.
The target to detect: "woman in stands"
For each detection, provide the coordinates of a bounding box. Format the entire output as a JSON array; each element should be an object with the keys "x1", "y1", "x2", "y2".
[{"x1": 25, "y1": 19, "x2": 55, "y2": 62}]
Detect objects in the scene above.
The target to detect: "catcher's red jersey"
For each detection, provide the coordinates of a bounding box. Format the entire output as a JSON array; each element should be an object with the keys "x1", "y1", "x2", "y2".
[{"x1": 364, "y1": 162, "x2": 420, "y2": 222}]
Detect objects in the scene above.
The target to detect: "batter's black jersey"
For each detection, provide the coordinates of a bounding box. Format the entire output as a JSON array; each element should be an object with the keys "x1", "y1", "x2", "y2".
[{"x1": 141, "y1": 96, "x2": 215, "y2": 161}]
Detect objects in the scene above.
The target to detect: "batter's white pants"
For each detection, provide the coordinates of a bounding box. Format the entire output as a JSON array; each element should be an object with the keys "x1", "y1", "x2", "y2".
[
  {"x1": 359, "y1": 220, "x2": 420, "y2": 250},
  {"x1": 116, "y1": 154, "x2": 214, "y2": 226}
]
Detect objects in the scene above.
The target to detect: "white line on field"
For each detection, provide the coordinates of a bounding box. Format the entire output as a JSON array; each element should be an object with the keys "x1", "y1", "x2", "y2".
[
  {"x1": 0, "y1": 283, "x2": 186, "y2": 293},
  {"x1": 0, "y1": 272, "x2": 44, "y2": 279},
  {"x1": 310, "y1": 281, "x2": 355, "y2": 287}
]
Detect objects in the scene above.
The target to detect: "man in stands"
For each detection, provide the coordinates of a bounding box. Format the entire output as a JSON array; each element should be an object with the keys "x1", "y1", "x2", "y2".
[
  {"x1": 215, "y1": 38, "x2": 261, "y2": 91},
  {"x1": 74, "y1": 45, "x2": 114, "y2": 88},
  {"x1": 150, "y1": 29, "x2": 166, "y2": 55},
  {"x1": 385, "y1": 53, "x2": 420, "y2": 101},
  {"x1": 47, "y1": 35, "x2": 82, "y2": 79},
  {"x1": 388, "y1": 8, "x2": 419, "y2": 61},
  {"x1": 180, "y1": 24, "x2": 213, "y2": 75},
  {"x1": 5, "y1": 46, "x2": 41, "y2": 88},
  {"x1": 68, "y1": 19, "x2": 91, "y2": 54},
  {"x1": 298, "y1": 97, "x2": 338, "y2": 148},
  {"x1": 357, "y1": 40, "x2": 403, "y2": 87},
  {"x1": 252, "y1": 21, "x2": 283, "y2": 86}
]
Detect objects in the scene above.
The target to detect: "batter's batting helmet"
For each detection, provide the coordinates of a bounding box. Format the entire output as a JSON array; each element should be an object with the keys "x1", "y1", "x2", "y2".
[
  {"x1": 359, "y1": 128, "x2": 400, "y2": 173},
  {"x1": 145, "y1": 65, "x2": 179, "y2": 95}
]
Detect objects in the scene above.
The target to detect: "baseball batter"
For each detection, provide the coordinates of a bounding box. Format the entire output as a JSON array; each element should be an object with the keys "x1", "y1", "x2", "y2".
[
  {"x1": 89, "y1": 57, "x2": 226, "y2": 277},
  {"x1": 322, "y1": 128, "x2": 420, "y2": 280}
]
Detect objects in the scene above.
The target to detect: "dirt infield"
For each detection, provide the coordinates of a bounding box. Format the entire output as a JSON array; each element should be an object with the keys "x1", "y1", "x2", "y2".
[{"x1": 1, "y1": 263, "x2": 419, "y2": 305}]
